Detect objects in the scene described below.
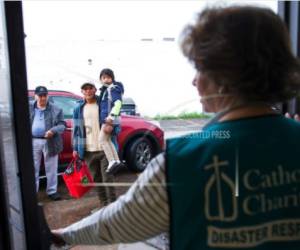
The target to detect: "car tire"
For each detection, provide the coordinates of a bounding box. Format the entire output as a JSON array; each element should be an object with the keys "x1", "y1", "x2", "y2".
[{"x1": 125, "y1": 137, "x2": 155, "y2": 172}]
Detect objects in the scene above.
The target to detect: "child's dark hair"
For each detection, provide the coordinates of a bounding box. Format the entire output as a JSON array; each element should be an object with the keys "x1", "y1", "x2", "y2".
[{"x1": 99, "y1": 68, "x2": 115, "y2": 81}]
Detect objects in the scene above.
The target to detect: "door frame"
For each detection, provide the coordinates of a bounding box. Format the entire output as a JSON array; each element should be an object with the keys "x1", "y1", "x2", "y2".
[{"x1": 4, "y1": 2, "x2": 45, "y2": 249}]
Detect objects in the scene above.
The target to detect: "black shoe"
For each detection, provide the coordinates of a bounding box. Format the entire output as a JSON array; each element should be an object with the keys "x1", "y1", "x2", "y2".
[
  {"x1": 48, "y1": 192, "x2": 61, "y2": 201},
  {"x1": 106, "y1": 162, "x2": 124, "y2": 175}
]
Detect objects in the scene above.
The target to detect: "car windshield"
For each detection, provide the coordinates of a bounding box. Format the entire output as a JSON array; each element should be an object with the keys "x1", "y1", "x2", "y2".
[{"x1": 49, "y1": 96, "x2": 79, "y2": 119}]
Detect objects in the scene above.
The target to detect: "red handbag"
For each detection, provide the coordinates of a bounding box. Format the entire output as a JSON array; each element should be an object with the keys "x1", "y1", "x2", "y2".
[{"x1": 62, "y1": 158, "x2": 94, "y2": 198}]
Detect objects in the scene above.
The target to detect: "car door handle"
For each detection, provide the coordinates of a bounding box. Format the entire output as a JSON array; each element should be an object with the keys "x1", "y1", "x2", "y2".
[{"x1": 66, "y1": 127, "x2": 73, "y2": 131}]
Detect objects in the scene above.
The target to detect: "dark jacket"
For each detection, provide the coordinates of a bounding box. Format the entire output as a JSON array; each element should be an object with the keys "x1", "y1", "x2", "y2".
[
  {"x1": 29, "y1": 101, "x2": 66, "y2": 156},
  {"x1": 99, "y1": 82, "x2": 123, "y2": 123}
]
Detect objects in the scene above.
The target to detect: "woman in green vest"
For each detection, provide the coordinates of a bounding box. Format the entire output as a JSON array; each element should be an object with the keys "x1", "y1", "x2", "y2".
[
  {"x1": 52, "y1": 5, "x2": 300, "y2": 250},
  {"x1": 168, "y1": 6, "x2": 300, "y2": 250}
]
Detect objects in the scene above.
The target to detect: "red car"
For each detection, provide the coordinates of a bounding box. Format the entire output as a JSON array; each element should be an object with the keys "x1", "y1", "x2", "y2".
[{"x1": 28, "y1": 90, "x2": 164, "y2": 172}]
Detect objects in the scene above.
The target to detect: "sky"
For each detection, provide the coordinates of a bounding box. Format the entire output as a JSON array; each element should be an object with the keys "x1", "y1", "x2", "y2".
[{"x1": 22, "y1": 0, "x2": 277, "y2": 116}]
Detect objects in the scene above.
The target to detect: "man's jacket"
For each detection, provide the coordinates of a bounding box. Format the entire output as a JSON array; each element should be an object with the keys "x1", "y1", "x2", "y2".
[
  {"x1": 29, "y1": 101, "x2": 65, "y2": 156},
  {"x1": 72, "y1": 97, "x2": 102, "y2": 159}
]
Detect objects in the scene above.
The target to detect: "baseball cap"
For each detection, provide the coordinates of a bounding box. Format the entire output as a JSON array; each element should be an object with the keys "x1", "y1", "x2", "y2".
[
  {"x1": 81, "y1": 82, "x2": 96, "y2": 89},
  {"x1": 35, "y1": 86, "x2": 48, "y2": 96}
]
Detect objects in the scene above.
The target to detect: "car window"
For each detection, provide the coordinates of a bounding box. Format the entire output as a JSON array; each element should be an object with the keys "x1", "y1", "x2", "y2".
[
  {"x1": 121, "y1": 104, "x2": 136, "y2": 115},
  {"x1": 49, "y1": 96, "x2": 80, "y2": 119}
]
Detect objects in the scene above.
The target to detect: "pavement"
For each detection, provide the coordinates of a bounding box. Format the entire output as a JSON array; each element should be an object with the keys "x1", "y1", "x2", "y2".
[
  {"x1": 43, "y1": 119, "x2": 208, "y2": 249},
  {"x1": 160, "y1": 118, "x2": 208, "y2": 139},
  {"x1": 159, "y1": 118, "x2": 208, "y2": 131}
]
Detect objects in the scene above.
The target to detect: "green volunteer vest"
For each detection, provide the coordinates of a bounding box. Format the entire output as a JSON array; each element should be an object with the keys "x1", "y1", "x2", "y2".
[{"x1": 166, "y1": 115, "x2": 300, "y2": 250}]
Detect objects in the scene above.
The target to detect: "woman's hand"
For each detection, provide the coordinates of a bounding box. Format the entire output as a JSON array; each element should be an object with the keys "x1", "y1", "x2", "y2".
[{"x1": 51, "y1": 229, "x2": 66, "y2": 247}]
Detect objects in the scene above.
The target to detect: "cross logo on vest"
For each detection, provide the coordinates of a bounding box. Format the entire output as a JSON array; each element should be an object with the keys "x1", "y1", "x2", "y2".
[{"x1": 204, "y1": 155, "x2": 237, "y2": 222}]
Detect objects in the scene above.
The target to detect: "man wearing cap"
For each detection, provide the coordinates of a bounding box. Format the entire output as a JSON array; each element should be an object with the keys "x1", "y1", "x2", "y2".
[
  {"x1": 29, "y1": 86, "x2": 66, "y2": 201},
  {"x1": 72, "y1": 82, "x2": 116, "y2": 207}
]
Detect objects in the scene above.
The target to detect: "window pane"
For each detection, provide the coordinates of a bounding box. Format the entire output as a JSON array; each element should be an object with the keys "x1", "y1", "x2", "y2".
[{"x1": 50, "y1": 96, "x2": 79, "y2": 118}]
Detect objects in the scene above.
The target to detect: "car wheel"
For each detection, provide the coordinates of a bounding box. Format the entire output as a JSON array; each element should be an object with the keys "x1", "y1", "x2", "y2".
[{"x1": 125, "y1": 137, "x2": 154, "y2": 172}]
